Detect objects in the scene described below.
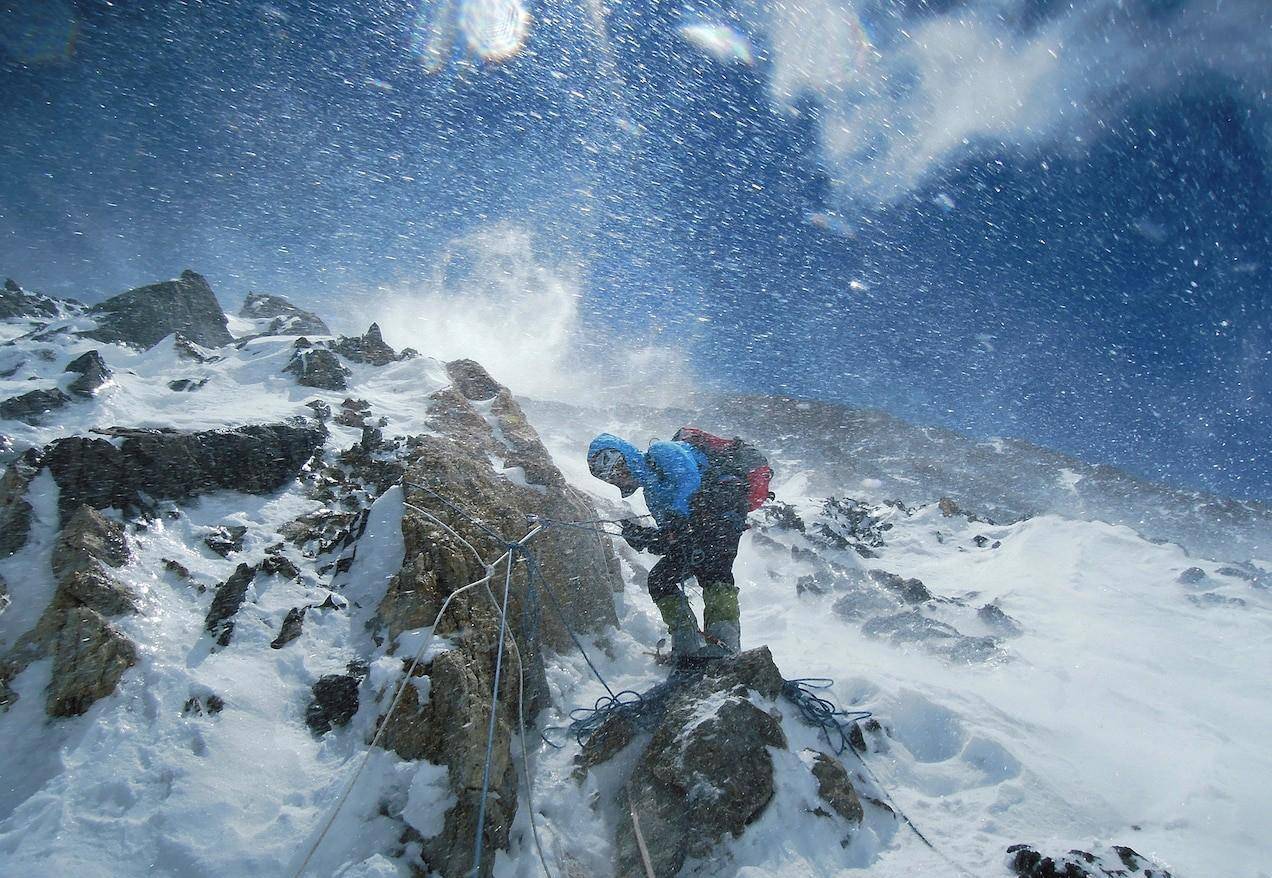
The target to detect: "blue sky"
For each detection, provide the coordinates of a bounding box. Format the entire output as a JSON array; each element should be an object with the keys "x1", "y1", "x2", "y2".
[{"x1": 1, "y1": 0, "x2": 1269, "y2": 500}]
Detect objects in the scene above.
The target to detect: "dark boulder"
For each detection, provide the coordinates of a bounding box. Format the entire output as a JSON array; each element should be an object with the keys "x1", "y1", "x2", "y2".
[
  {"x1": 446, "y1": 358, "x2": 503, "y2": 401},
  {"x1": 306, "y1": 673, "x2": 360, "y2": 734},
  {"x1": 808, "y1": 749, "x2": 863, "y2": 823},
  {"x1": 46, "y1": 607, "x2": 137, "y2": 717},
  {"x1": 84, "y1": 269, "x2": 232, "y2": 349},
  {"x1": 204, "y1": 525, "x2": 248, "y2": 558},
  {"x1": 0, "y1": 388, "x2": 71, "y2": 423},
  {"x1": 1007, "y1": 843, "x2": 1172, "y2": 877},
  {"x1": 43, "y1": 423, "x2": 323, "y2": 523},
  {"x1": 239, "y1": 292, "x2": 331, "y2": 336},
  {"x1": 167, "y1": 378, "x2": 207, "y2": 392},
  {"x1": 0, "y1": 279, "x2": 70, "y2": 320},
  {"x1": 332, "y1": 322, "x2": 402, "y2": 366},
  {"x1": 204, "y1": 563, "x2": 257, "y2": 647},
  {"x1": 868, "y1": 569, "x2": 933, "y2": 604},
  {"x1": 270, "y1": 607, "x2": 306, "y2": 649},
  {"x1": 609, "y1": 649, "x2": 789, "y2": 878},
  {"x1": 64, "y1": 350, "x2": 111, "y2": 396},
  {"x1": 284, "y1": 348, "x2": 349, "y2": 390},
  {"x1": 0, "y1": 450, "x2": 41, "y2": 558}
]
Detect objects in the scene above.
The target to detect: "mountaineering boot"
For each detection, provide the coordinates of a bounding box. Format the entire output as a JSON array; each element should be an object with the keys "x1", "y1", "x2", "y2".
[
  {"x1": 704, "y1": 619, "x2": 741, "y2": 654},
  {"x1": 701, "y1": 582, "x2": 741, "y2": 656},
  {"x1": 653, "y1": 592, "x2": 703, "y2": 663}
]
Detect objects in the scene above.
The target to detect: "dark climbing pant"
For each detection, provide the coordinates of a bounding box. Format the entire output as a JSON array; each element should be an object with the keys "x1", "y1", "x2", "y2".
[{"x1": 646, "y1": 534, "x2": 741, "y2": 631}]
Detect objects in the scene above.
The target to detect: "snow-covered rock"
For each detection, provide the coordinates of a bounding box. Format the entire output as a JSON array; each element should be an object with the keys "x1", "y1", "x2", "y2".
[{"x1": 83, "y1": 269, "x2": 233, "y2": 349}]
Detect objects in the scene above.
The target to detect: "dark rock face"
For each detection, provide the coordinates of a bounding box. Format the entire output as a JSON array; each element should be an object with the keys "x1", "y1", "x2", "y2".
[
  {"x1": 204, "y1": 563, "x2": 258, "y2": 647},
  {"x1": 46, "y1": 607, "x2": 137, "y2": 717},
  {"x1": 64, "y1": 350, "x2": 111, "y2": 396},
  {"x1": 812, "y1": 497, "x2": 895, "y2": 558},
  {"x1": 1007, "y1": 843, "x2": 1172, "y2": 877},
  {"x1": 0, "y1": 279, "x2": 69, "y2": 320},
  {"x1": 284, "y1": 348, "x2": 349, "y2": 390},
  {"x1": 862, "y1": 610, "x2": 1001, "y2": 662},
  {"x1": 867, "y1": 569, "x2": 932, "y2": 604},
  {"x1": 2, "y1": 502, "x2": 138, "y2": 716},
  {"x1": 50, "y1": 507, "x2": 135, "y2": 616},
  {"x1": 978, "y1": 602, "x2": 1023, "y2": 636},
  {"x1": 270, "y1": 607, "x2": 306, "y2": 649},
  {"x1": 204, "y1": 525, "x2": 248, "y2": 558},
  {"x1": 0, "y1": 388, "x2": 71, "y2": 423},
  {"x1": 332, "y1": 322, "x2": 403, "y2": 366},
  {"x1": 808, "y1": 749, "x2": 863, "y2": 823},
  {"x1": 371, "y1": 363, "x2": 622, "y2": 878},
  {"x1": 306, "y1": 673, "x2": 360, "y2": 733},
  {"x1": 0, "y1": 450, "x2": 40, "y2": 558},
  {"x1": 239, "y1": 292, "x2": 331, "y2": 336},
  {"x1": 446, "y1": 358, "x2": 502, "y2": 401},
  {"x1": 43, "y1": 423, "x2": 323, "y2": 523},
  {"x1": 612, "y1": 648, "x2": 789, "y2": 878},
  {"x1": 84, "y1": 269, "x2": 232, "y2": 349},
  {"x1": 167, "y1": 378, "x2": 207, "y2": 392},
  {"x1": 1177, "y1": 566, "x2": 1207, "y2": 585}
]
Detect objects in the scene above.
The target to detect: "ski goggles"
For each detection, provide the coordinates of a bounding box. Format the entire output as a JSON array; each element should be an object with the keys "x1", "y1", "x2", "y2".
[{"x1": 588, "y1": 448, "x2": 627, "y2": 481}]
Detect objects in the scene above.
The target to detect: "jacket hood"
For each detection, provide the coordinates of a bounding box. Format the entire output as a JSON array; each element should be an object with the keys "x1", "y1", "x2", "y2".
[{"x1": 588, "y1": 433, "x2": 648, "y2": 496}]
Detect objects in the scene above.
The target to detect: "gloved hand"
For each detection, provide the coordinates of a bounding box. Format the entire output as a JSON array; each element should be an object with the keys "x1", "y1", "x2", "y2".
[{"x1": 620, "y1": 519, "x2": 658, "y2": 552}]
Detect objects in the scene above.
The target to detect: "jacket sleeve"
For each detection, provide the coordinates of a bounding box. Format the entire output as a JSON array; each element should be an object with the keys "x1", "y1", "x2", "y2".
[{"x1": 645, "y1": 442, "x2": 702, "y2": 517}]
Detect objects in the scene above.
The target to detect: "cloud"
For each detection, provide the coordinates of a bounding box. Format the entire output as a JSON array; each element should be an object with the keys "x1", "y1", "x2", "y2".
[
  {"x1": 360, "y1": 222, "x2": 698, "y2": 405},
  {"x1": 757, "y1": 0, "x2": 1272, "y2": 204}
]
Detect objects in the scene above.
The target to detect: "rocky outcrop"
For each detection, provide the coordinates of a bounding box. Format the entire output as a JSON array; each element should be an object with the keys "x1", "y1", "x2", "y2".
[
  {"x1": 0, "y1": 278, "x2": 73, "y2": 321},
  {"x1": 332, "y1": 322, "x2": 406, "y2": 366},
  {"x1": 46, "y1": 608, "x2": 137, "y2": 717},
  {"x1": 42, "y1": 423, "x2": 323, "y2": 523},
  {"x1": 613, "y1": 650, "x2": 786, "y2": 877},
  {"x1": 270, "y1": 606, "x2": 306, "y2": 649},
  {"x1": 0, "y1": 387, "x2": 71, "y2": 423},
  {"x1": 50, "y1": 506, "x2": 136, "y2": 616},
  {"x1": 284, "y1": 347, "x2": 349, "y2": 390},
  {"x1": 65, "y1": 350, "x2": 111, "y2": 396},
  {"x1": 574, "y1": 649, "x2": 867, "y2": 877},
  {"x1": 370, "y1": 360, "x2": 620, "y2": 878},
  {"x1": 811, "y1": 497, "x2": 897, "y2": 558},
  {"x1": 445, "y1": 358, "x2": 502, "y2": 401},
  {"x1": 0, "y1": 504, "x2": 137, "y2": 716},
  {"x1": 204, "y1": 563, "x2": 258, "y2": 647},
  {"x1": 1007, "y1": 843, "x2": 1173, "y2": 877},
  {"x1": 84, "y1": 269, "x2": 233, "y2": 349},
  {"x1": 0, "y1": 449, "x2": 40, "y2": 558},
  {"x1": 239, "y1": 292, "x2": 331, "y2": 336},
  {"x1": 306, "y1": 672, "x2": 360, "y2": 733},
  {"x1": 204, "y1": 525, "x2": 247, "y2": 558}
]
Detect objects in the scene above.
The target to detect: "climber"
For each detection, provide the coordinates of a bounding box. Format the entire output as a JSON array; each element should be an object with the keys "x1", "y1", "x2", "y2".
[{"x1": 587, "y1": 432, "x2": 752, "y2": 665}]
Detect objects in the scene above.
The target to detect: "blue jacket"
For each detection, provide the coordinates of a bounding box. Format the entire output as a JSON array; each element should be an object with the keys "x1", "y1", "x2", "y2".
[{"x1": 588, "y1": 433, "x2": 707, "y2": 528}]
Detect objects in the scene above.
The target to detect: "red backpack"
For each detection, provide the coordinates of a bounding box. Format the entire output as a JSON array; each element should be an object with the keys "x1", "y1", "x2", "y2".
[{"x1": 673, "y1": 427, "x2": 774, "y2": 512}]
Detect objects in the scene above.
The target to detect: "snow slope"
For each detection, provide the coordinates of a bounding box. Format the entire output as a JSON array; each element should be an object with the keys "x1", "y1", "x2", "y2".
[{"x1": 1, "y1": 311, "x2": 1270, "y2": 877}]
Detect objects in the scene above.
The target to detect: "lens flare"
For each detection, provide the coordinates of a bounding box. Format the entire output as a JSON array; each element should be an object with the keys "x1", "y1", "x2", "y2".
[
  {"x1": 458, "y1": 0, "x2": 530, "y2": 62},
  {"x1": 677, "y1": 22, "x2": 754, "y2": 66}
]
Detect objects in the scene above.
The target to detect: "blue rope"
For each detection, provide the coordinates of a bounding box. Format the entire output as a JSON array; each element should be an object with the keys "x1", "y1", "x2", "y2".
[{"x1": 781, "y1": 678, "x2": 873, "y2": 755}]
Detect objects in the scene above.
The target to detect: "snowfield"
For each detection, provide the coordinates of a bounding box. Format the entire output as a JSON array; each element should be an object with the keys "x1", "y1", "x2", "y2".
[{"x1": 1, "y1": 307, "x2": 1269, "y2": 878}]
